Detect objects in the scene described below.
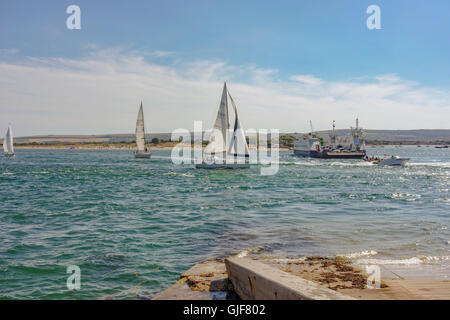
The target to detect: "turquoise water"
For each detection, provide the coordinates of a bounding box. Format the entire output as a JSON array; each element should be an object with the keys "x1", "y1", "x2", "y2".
[{"x1": 0, "y1": 146, "x2": 449, "y2": 299}]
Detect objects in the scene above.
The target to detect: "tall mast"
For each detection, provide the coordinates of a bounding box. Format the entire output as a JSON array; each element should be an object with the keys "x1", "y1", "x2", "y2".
[{"x1": 330, "y1": 120, "x2": 336, "y2": 144}]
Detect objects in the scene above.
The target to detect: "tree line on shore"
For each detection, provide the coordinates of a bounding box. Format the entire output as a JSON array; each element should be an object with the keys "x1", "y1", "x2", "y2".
[{"x1": 11, "y1": 133, "x2": 450, "y2": 149}]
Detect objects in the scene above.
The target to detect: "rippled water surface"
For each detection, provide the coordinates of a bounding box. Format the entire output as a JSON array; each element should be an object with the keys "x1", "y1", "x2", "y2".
[{"x1": 1, "y1": 146, "x2": 449, "y2": 299}]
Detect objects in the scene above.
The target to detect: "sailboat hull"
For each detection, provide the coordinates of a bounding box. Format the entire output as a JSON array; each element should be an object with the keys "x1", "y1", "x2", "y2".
[
  {"x1": 2, "y1": 152, "x2": 15, "y2": 158},
  {"x1": 134, "y1": 152, "x2": 151, "y2": 159}
]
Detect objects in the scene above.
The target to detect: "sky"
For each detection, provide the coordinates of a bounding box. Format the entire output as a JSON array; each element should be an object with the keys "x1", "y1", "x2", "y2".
[{"x1": 0, "y1": 0, "x2": 449, "y2": 136}]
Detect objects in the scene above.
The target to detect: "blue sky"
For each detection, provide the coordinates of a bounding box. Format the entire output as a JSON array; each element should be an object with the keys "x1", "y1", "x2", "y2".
[{"x1": 1, "y1": 0, "x2": 449, "y2": 135}]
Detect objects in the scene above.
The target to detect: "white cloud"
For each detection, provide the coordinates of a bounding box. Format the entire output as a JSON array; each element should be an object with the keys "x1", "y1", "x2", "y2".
[
  {"x1": 0, "y1": 48, "x2": 449, "y2": 136},
  {"x1": 290, "y1": 74, "x2": 322, "y2": 85}
]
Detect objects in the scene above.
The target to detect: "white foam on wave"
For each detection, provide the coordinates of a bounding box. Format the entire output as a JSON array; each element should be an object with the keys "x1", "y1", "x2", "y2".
[
  {"x1": 390, "y1": 193, "x2": 421, "y2": 201},
  {"x1": 282, "y1": 159, "x2": 450, "y2": 168},
  {"x1": 163, "y1": 171, "x2": 194, "y2": 177},
  {"x1": 235, "y1": 247, "x2": 264, "y2": 258},
  {"x1": 236, "y1": 251, "x2": 248, "y2": 258},
  {"x1": 407, "y1": 162, "x2": 450, "y2": 168},
  {"x1": 355, "y1": 255, "x2": 450, "y2": 265},
  {"x1": 328, "y1": 161, "x2": 374, "y2": 167},
  {"x1": 338, "y1": 250, "x2": 378, "y2": 259},
  {"x1": 281, "y1": 160, "x2": 373, "y2": 167}
]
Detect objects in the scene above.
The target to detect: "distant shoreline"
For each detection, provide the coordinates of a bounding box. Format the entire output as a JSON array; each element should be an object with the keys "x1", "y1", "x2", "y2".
[
  {"x1": 14, "y1": 144, "x2": 292, "y2": 151},
  {"x1": 12, "y1": 140, "x2": 449, "y2": 151}
]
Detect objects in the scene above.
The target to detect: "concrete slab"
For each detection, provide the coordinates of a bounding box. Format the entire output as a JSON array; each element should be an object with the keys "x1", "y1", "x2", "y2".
[
  {"x1": 152, "y1": 254, "x2": 449, "y2": 300},
  {"x1": 225, "y1": 257, "x2": 356, "y2": 300},
  {"x1": 341, "y1": 280, "x2": 450, "y2": 300},
  {"x1": 152, "y1": 258, "x2": 232, "y2": 300},
  {"x1": 152, "y1": 278, "x2": 228, "y2": 300},
  {"x1": 181, "y1": 259, "x2": 227, "y2": 277}
]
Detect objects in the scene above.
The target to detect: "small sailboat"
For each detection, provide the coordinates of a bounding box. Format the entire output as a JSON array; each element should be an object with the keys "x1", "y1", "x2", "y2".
[
  {"x1": 134, "y1": 102, "x2": 151, "y2": 159},
  {"x1": 196, "y1": 82, "x2": 250, "y2": 169},
  {"x1": 3, "y1": 124, "x2": 15, "y2": 157}
]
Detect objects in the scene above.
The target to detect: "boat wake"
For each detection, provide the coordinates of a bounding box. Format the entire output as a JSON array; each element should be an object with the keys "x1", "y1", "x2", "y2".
[
  {"x1": 407, "y1": 162, "x2": 450, "y2": 168},
  {"x1": 280, "y1": 160, "x2": 373, "y2": 167}
]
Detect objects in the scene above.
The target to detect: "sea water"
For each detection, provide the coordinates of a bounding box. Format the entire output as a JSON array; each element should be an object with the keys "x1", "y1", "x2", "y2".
[{"x1": 0, "y1": 146, "x2": 448, "y2": 298}]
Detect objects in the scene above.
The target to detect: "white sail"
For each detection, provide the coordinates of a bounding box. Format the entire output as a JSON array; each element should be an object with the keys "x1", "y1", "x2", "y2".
[
  {"x1": 135, "y1": 102, "x2": 147, "y2": 152},
  {"x1": 3, "y1": 125, "x2": 14, "y2": 154},
  {"x1": 205, "y1": 83, "x2": 229, "y2": 155},
  {"x1": 227, "y1": 93, "x2": 249, "y2": 157},
  {"x1": 197, "y1": 83, "x2": 250, "y2": 168}
]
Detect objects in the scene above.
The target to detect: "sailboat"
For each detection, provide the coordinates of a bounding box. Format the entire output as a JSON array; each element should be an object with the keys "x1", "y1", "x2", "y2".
[
  {"x1": 3, "y1": 124, "x2": 15, "y2": 157},
  {"x1": 196, "y1": 82, "x2": 250, "y2": 169},
  {"x1": 134, "y1": 102, "x2": 151, "y2": 159}
]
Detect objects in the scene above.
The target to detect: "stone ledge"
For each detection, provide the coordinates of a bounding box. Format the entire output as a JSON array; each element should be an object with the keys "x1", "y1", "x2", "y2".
[{"x1": 225, "y1": 257, "x2": 356, "y2": 300}]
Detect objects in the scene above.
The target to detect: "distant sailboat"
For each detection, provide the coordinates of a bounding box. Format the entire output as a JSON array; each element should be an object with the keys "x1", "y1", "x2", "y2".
[
  {"x1": 134, "y1": 102, "x2": 151, "y2": 159},
  {"x1": 196, "y1": 82, "x2": 250, "y2": 169},
  {"x1": 3, "y1": 124, "x2": 15, "y2": 157}
]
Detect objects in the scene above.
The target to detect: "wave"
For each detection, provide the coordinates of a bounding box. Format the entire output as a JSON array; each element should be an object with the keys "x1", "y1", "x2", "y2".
[
  {"x1": 235, "y1": 247, "x2": 264, "y2": 258},
  {"x1": 163, "y1": 171, "x2": 194, "y2": 177},
  {"x1": 338, "y1": 250, "x2": 378, "y2": 259},
  {"x1": 407, "y1": 162, "x2": 450, "y2": 168},
  {"x1": 355, "y1": 255, "x2": 450, "y2": 265},
  {"x1": 279, "y1": 160, "x2": 373, "y2": 167},
  {"x1": 149, "y1": 155, "x2": 173, "y2": 160},
  {"x1": 338, "y1": 250, "x2": 450, "y2": 266}
]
